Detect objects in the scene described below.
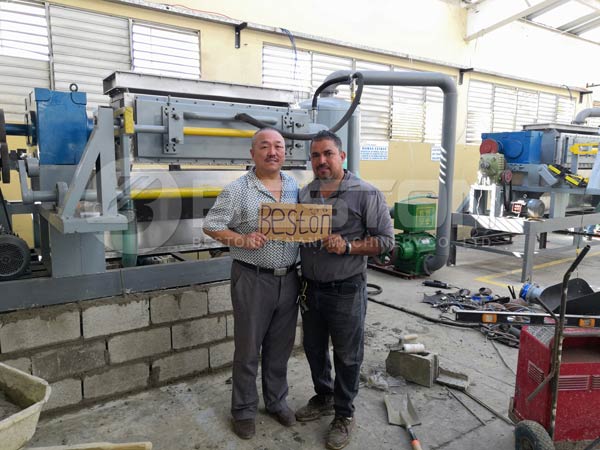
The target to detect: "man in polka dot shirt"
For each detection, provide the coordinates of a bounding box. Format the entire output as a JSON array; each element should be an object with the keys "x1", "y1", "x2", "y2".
[{"x1": 203, "y1": 127, "x2": 299, "y2": 440}]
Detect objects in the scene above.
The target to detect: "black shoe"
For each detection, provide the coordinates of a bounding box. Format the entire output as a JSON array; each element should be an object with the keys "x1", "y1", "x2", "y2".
[
  {"x1": 270, "y1": 406, "x2": 296, "y2": 427},
  {"x1": 295, "y1": 394, "x2": 335, "y2": 422},
  {"x1": 232, "y1": 418, "x2": 255, "y2": 439},
  {"x1": 326, "y1": 416, "x2": 355, "y2": 450}
]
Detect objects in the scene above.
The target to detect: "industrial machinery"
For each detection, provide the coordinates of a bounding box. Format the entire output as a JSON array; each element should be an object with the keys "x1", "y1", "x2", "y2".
[
  {"x1": 451, "y1": 111, "x2": 600, "y2": 282},
  {"x1": 387, "y1": 200, "x2": 437, "y2": 276},
  {"x1": 0, "y1": 70, "x2": 459, "y2": 310}
]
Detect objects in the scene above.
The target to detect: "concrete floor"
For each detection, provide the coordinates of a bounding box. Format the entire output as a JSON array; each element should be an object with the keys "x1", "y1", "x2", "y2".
[{"x1": 28, "y1": 235, "x2": 600, "y2": 450}]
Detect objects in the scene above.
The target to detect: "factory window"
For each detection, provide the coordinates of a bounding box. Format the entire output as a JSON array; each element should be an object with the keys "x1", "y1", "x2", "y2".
[
  {"x1": 355, "y1": 60, "x2": 392, "y2": 142},
  {"x1": 0, "y1": 0, "x2": 50, "y2": 123},
  {"x1": 466, "y1": 80, "x2": 577, "y2": 144},
  {"x1": 132, "y1": 22, "x2": 201, "y2": 79},
  {"x1": 262, "y1": 45, "x2": 392, "y2": 142},
  {"x1": 48, "y1": 5, "x2": 130, "y2": 109},
  {"x1": 0, "y1": 0, "x2": 48, "y2": 61},
  {"x1": 262, "y1": 45, "x2": 312, "y2": 100},
  {"x1": 311, "y1": 52, "x2": 352, "y2": 101},
  {"x1": 390, "y1": 68, "x2": 444, "y2": 144}
]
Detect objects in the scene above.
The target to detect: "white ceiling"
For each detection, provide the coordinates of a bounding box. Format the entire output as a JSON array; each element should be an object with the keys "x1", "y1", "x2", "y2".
[{"x1": 464, "y1": 0, "x2": 600, "y2": 44}]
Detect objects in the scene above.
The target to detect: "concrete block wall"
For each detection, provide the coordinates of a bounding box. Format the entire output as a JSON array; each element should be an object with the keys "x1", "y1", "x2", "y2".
[
  {"x1": 0, "y1": 281, "x2": 304, "y2": 414},
  {"x1": 0, "y1": 282, "x2": 236, "y2": 413}
]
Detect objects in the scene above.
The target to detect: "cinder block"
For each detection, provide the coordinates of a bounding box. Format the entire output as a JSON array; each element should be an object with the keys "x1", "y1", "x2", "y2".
[
  {"x1": 44, "y1": 378, "x2": 82, "y2": 411},
  {"x1": 0, "y1": 357, "x2": 31, "y2": 373},
  {"x1": 83, "y1": 363, "x2": 149, "y2": 399},
  {"x1": 386, "y1": 349, "x2": 438, "y2": 387},
  {"x1": 150, "y1": 290, "x2": 208, "y2": 324},
  {"x1": 172, "y1": 317, "x2": 226, "y2": 349},
  {"x1": 152, "y1": 348, "x2": 208, "y2": 383},
  {"x1": 32, "y1": 341, "x2": 106, "y2": 382},
  {"x1": 207, "y1": 283, "x2": 232, "y2": 314},
  {"x1": 210, "y1": 340, "x2": 235, "y2": 368},
  {"x1": 82, "y1": 297, "x2": 149, "y2": 338},
  {"x1": 226, "y1": 314, "x2": 234, "y2": 337},
  {"x1": 0, "y1": 307, "x2": 80, "y2": 353},
  {"x1": 108, "y1": 327, "x2": 171, "y2": 364}
]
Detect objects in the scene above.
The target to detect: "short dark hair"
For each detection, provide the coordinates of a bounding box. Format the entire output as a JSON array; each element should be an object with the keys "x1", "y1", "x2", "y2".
[
  {"x1": 311, "y1": 130, "x2": 342, "y2": 151},
  {"x1": 251, "y1": 127, "x2": 284, "y2": 146}
]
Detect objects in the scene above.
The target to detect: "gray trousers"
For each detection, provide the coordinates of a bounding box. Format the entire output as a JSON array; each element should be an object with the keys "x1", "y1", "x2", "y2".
[{"x1": 230, "y1": 260, "x2": 299, "y2": 421}]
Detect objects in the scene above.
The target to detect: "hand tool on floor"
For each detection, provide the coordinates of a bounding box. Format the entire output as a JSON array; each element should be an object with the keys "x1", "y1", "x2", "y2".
[{"x1": 384, "y1": 394, "x2": 423, "y2": 450}]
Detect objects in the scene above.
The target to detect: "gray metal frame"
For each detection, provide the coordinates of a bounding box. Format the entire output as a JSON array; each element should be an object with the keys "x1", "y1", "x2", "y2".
[
  {"x1": 0, "y1": 256, "x2": 232, "y2": 313},
  {"x1": 104, "y1": 71, "x2": 296, "y2": 106},
  {"x1": 450, "y1": 212, "x2": 600, "y2": 282}
]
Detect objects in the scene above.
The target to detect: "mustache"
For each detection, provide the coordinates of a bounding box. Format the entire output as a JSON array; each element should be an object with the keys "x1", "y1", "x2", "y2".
[{"x1": 317, "y1": 164, "x2": 329, "y2": 170}]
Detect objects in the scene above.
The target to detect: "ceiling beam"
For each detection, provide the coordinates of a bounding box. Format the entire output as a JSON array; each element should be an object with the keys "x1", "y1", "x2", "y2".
[
  {"x1": 526, "y1": 1, "x2": 570, "y2": 19},
  {"x1": 466, "y1": 0, "x2": 571, "y2": 41},
  {"x1": 558, "y1": 11, "x2": 600, "y2": 31},
  {"x1": 575, "y1": 0, "x2": 600, "y2": 12},
  {"x1": 570, "y1": 15, "x2": 600, "y2": 33}
]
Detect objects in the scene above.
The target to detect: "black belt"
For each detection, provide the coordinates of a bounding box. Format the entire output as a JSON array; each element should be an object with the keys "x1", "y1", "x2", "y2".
[
  {"x1": 234, "y1": 260, "x2": 297, "y2": 277},
  {"x1": 305, "y1": 273, "x2": 364, "y2": 289}
]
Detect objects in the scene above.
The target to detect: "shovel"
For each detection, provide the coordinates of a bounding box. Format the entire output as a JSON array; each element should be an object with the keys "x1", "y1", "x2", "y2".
[{"x1": 384, "y1": 394, "x2": 423, "y2": 450}]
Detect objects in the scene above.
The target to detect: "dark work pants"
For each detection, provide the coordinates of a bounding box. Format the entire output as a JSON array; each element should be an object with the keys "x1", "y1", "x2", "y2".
[
  {"x1": 301, "y1": 273, "x2": 367, "y2": 418},
  {"x1": 230, "y1": 260, "x2": 299, "y2": 421}
]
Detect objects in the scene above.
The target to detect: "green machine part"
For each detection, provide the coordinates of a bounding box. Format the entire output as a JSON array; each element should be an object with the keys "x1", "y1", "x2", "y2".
[
  {"x1": 389, "y1": 201, "x2": 437, "y2": 275},
  {"x1": 393, "y1": 232, "x2": 437, "y2": 275}
]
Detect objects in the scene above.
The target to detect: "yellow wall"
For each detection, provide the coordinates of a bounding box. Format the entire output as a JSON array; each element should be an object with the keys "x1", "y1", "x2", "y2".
[{"x1": 4, "y1": 136, "x2": 32, "y2": 244}]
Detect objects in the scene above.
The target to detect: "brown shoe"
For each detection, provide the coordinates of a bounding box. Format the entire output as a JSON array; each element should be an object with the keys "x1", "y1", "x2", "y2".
[
  {"x1": 232, "y1": 418, "x2": 255, "y2": 439},
  {"x1": 326, "y1": 416, "x2": 355, "y2": 450},
  {"x1": 295, "y1": 394, "x2": 335, "y2": 422},
  {"x1": 269, "y1": 406, "x2": 296, "y2": 427}
]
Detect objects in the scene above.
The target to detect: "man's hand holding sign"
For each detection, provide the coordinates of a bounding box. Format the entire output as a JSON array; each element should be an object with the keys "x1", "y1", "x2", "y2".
[{"x1": 259, "y1": 203, "x2": 332, "y2": 243}]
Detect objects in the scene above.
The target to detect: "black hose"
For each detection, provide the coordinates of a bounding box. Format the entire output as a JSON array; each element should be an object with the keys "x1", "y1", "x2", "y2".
[
  {"x1": 366, "y1": 282, "x2": 382, "y2": 296},
  {"x1": 310, "y1": 74, "x2": 356, "y2": 110},
  {"x1": 235, "y1": 72, "x2": 364, "y2": 140}
]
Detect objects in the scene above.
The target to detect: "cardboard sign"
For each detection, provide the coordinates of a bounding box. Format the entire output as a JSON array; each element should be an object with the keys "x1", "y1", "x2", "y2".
[{"x1": 259, "y1": 203, "x2": 332, "y2": 242}]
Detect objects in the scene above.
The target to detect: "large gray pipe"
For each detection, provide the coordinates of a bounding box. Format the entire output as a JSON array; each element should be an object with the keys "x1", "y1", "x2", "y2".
[
  {"x1": 347, "y1": 112, "x2": 360, "y2": 176},
  {"x1": 322, "y1": 70, "x2": 457, "y2": 273},
  {"x1": 572, "y1": 107, "x2": 600, "y2": 125}
]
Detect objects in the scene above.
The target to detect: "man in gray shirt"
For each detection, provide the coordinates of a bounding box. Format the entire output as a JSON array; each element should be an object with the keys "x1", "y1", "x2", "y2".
[{"x1": 296, "y1": 130, "x2": 394, "y2": 450}]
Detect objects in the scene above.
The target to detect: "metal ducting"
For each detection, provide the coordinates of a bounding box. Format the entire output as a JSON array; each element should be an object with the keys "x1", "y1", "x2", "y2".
[
  {"x1": 572, "y1": 108, "x2": 600, "y2": 125},
  {"x1": 322, "y1": 70, "x2": 458, "y2": 274}
]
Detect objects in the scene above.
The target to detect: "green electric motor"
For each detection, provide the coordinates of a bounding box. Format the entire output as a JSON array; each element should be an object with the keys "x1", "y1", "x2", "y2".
[
  {"x1": 393, "y1": 232, "x2": 437, "y2": 274},
  {"x1": 389, "y1": 201, "x2": 437, "y2": 275}
]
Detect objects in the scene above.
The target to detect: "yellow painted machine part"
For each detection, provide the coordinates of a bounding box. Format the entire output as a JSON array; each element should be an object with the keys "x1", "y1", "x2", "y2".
[
  {"x1": 130, "y1": 187, "x2": 222, "y2": 199},
  {"x1": 569, "y1": 142, "x2": 598, "y2": 155},
  {"x1": 183, "y1": 127, "x2": 256, "y2": 138}
]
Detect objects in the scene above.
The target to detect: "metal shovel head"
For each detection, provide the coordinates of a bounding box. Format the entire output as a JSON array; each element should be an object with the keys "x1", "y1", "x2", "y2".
[{"x1": 384, "y1": 394, "x2": 421, "y2": 427}]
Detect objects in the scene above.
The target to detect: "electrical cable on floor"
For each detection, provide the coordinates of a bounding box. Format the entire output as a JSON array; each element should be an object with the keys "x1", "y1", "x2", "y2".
[
  {"x1": 490, "y1": 339, "x2": 516, "y2": 375},
  {"x1": 584, "y1": 437, "x2": 600, "y2": 450},
  {"x1": 366, "y1": 283, "x2": 480, "y2": 329}
]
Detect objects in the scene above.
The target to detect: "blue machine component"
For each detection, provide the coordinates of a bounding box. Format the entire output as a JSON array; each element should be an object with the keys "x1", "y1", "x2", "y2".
[
  {"x1": 27, "y1": 88, "x2": 92, "y2": 165},
  {"x1": 481, "y1": 130, "x2": 544, "y2": 164}
]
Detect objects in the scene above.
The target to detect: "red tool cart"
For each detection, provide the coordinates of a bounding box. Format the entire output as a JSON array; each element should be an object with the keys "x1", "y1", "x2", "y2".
[{"x1": 456, "y1": 245, "x2": 600, "y2": 449}]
